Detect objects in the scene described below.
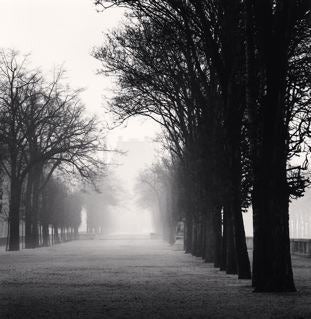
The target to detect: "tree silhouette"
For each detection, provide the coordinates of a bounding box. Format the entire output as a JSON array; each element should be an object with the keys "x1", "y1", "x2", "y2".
[
  {"x1": 95, "y1": 0, "x2": 311, "y2": 291},
  {"x1": 0, "y1": 51, "x2": 106, "y2": 250}
]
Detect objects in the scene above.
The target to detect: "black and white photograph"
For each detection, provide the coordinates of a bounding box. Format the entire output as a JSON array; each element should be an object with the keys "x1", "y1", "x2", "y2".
[{"x1": 0, "y1": 0, "x2": 310, "y2": 318}]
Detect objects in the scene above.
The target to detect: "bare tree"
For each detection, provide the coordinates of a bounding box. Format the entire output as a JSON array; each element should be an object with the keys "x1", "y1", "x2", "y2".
[{"x1": 0, "y1": 51, "x2": 106, "y2": 250}]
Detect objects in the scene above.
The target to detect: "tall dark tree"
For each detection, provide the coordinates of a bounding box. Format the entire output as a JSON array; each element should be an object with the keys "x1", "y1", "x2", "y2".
[
  {"x1": 95, "y1": 0, "x2": 311, "y2": 291},
  {"x1": 94, "y1": 0, "x2": 251, "y2": 279},
  {"x1": 245, "y1": 0, "x2": 310, "y2": 292}
]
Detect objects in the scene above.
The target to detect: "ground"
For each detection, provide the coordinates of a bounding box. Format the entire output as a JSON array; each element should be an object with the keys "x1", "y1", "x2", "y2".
[{"x1": 0, "y1": 236, "x2": 311, "y2": 319}]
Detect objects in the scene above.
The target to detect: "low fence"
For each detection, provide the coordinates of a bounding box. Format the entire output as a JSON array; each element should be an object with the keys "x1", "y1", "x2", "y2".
[
  {"x1": 290, "y1": 239, "x2": 311, "y2": 257},
  {"x1": 246, "y1": 237, "x2": 311, "y2": 257}
]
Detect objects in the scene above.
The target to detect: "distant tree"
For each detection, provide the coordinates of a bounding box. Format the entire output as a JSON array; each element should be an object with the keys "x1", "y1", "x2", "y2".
[
  {"x1": 82, "y1": 174, "x2": 120, "y2": 234},
  {"x1": 135, "y1": 158, "x2": 180, "y2": 244},
  {"x1": 40, "y1": 177, "x2": 83, "y2": 246}
]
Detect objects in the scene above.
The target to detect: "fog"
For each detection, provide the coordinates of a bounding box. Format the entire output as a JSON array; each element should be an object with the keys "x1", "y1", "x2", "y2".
[
  {"x1": 78, "y1": 135, "x2": 161, "y2": 236},
  {"x1": 0, "y1": 1, "x2": 311, "y2": 317}
]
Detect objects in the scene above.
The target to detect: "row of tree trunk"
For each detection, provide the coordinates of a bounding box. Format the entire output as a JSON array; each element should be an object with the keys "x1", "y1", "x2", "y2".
[
  {"x1": 94, "y1": 0, "x2": 310, "y2": 292},
  {"x1": 6, "y1": 223, "x2": 79, "y2": 250}
]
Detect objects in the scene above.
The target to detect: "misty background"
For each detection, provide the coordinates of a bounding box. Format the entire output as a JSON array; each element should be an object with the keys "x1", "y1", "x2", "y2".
[{"x1": 0, "y1": 0, "x2": 309, "y2": 239}]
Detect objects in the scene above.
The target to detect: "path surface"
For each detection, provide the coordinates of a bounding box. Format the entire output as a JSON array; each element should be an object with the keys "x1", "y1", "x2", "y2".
[{"x1": 0, "y1": 237, "x2": 311, "y2": 319}]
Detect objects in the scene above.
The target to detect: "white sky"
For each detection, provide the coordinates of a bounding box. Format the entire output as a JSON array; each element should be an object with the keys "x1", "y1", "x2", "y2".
[{"x1": 0, "y1": 0, "x2": 160, "y2": 145}]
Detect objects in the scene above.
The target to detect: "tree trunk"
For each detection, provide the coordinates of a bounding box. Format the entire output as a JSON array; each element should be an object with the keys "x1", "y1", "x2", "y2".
[
  {"x1": 231, "y1": 149, "x2": 251, "y2": 279},
  {"x1": 184, "y1": 214, "x2": 193, "y2": 254},
  {"x1": 31, "y1": 165, "x2": 42, "y2": 248},
  {"x1": 42, "y1": 223, "x2": 49, "y2": 247},
  {"x1": 201, "y1": 215, "x2": 207, "y2": 261},
  {"x1": 224, "y1": 206, "x2": 237, "y2": 275},
  {"x1": 25, "y1": 169, "x2": 34, "y2": 248},
  {"x1": 223, "y1": 79, "x2": 251, "y2": 279},
  {"x1": 74, "y1": 226, "x2": 79, "y2": 240},
  {"x1": 245, "y1": 0, "x2": 297, "y2": 292},
  {"x1": 54, "y1": 226, "x2": 59, "y2": 244},
  {"x1": 191, "y1": 222, "x2": 197, "y2": 255},
  {"x1": 252, "y1": 106, "x2": 295, "y2": 291},
  {"x1": 192, "y1": 221, "x2": 202, "y2": 257},
  {"x1": 220, "y1": 210, "x2": 227, "y2": 271},
  {"x1": 8, "y1": 177, "x2": 22, "y2": 251},
  {"x1": 204, "y1": 210, "x2": 215, "y2": 263},
  {"x1": 214, "y1": 205, "x2": 222, "y2": 268},
  {"x1": 195, "y1": 220, "x2": 203, "y2": 257},
  {"x1": 252, "y1": 158, "x2": 295, "y2": 291}
]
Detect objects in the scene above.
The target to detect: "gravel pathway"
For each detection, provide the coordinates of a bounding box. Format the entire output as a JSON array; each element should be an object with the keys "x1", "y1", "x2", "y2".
[{"x1": 0, "y1": 237, "x2": 310, "y2": 318}]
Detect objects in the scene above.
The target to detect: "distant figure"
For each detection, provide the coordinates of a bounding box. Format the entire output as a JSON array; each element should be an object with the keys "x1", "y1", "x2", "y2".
[{"x1": 175, "y1": 221, "x2": 184, "y2": 240}]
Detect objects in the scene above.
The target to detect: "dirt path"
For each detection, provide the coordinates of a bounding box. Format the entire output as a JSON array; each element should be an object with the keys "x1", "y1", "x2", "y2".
[{"x1": 0, "y1": 237, "x2": 310, "y2": 318}]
